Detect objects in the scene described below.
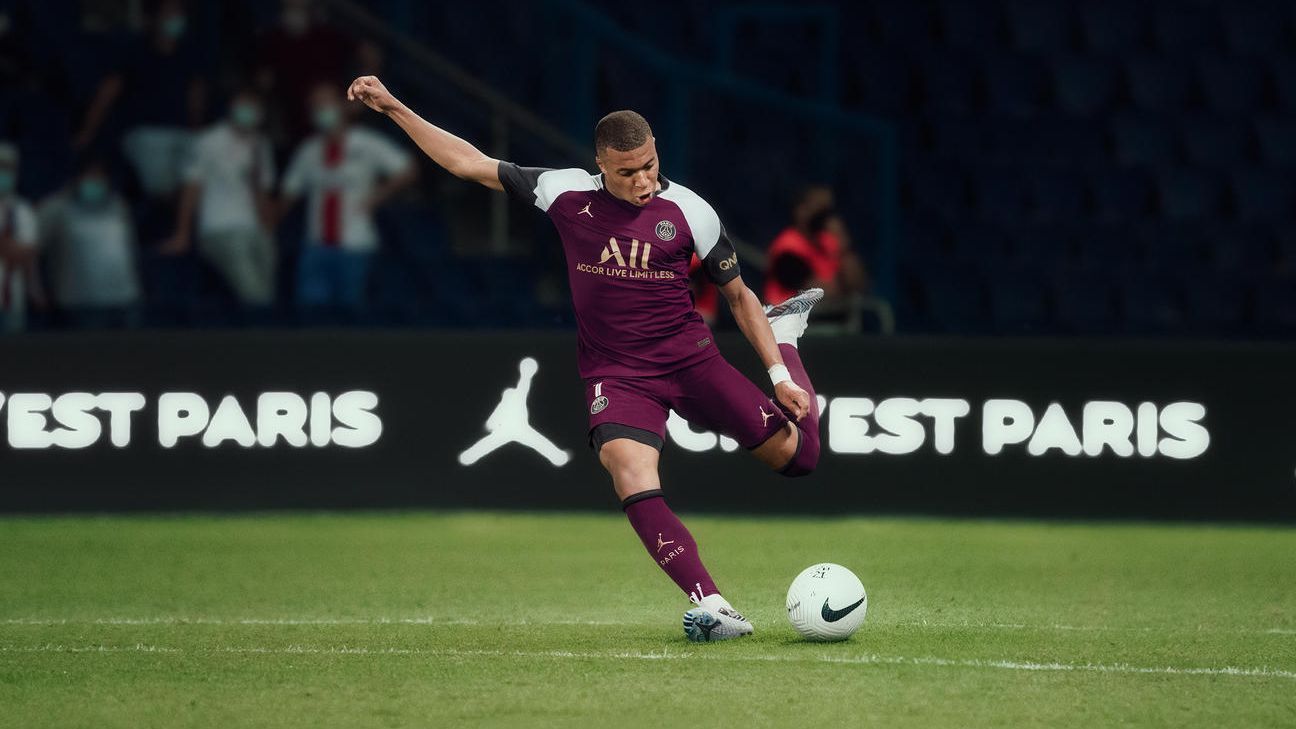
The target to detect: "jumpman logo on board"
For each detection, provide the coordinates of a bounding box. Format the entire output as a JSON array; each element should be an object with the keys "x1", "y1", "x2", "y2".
[{"x1": 458, "y1": 357, "x2": 571, "y2": 467}]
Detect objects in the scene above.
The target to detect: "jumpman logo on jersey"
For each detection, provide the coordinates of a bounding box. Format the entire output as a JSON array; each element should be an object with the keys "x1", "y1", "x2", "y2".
[
  {"x1": 458, "y1": 357, "x2": 572, "y2": 467},
  {"x1": 577, "y1": 201, "x2": 593, "y2": 218},
  {"x1": 759, "y1": 405, "x2": 775, "y2": 427},
  {"x1": 656, "y1": 533, "x2": 676, "y2": 553}
]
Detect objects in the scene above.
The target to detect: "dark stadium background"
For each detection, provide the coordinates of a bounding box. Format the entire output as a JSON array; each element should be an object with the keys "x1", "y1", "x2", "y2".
[
  {"x1": 1, "y1": 5, "x2": 1294, "y2": 727},
  {"x1": 3, "y1": 0, "x2": 1295, "y2": 336},
  {"x1": 0, "y1": 0, "x2": 1294, "y2": 521}
]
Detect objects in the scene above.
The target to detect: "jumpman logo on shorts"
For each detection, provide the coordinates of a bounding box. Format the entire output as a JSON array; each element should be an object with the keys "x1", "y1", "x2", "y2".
[
  {"x1": 656, "y1": 533, "x2": 676, "y2": 553},
  {"x1": 578, "y1": 201, "x2": 593, "y2": 218},
  {"x1": 759, "y1": 405, "x2": 775, "y2": 427},
  {"x1": 458, "y1": 357, "x2": 572, "y2": 468}
]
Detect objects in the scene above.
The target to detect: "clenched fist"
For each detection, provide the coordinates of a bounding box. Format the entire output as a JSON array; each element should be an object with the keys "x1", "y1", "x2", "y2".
[
  {"x1": 347, "y1": 76, "x2": 401, "y2": 115},
  {"x1": 775, "y1": 380, "x2": 811, "y2": 422}
]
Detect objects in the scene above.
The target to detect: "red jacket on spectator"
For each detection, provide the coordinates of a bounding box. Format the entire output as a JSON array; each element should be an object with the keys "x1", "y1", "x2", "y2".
[{"x1": 764, "y1": 227, "x2": 842, "y2": 305}]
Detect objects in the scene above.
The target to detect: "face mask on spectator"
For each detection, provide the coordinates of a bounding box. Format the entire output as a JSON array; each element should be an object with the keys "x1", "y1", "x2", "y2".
[
  {"x1": 0, "y1": 170, "x2": 14, "y2": 196},
  {"x1": 313, "y1": 106, "x2": 342, "y2": 133},
  {"x1": 77, "y1": 178, "x2": 109, "y2": 206},
  {"x1": 232, "y1": 103, "x2": 262, "y2": 130},
  {"x1": 161, "y1": 14, "x2": 187, "y2": 39}
]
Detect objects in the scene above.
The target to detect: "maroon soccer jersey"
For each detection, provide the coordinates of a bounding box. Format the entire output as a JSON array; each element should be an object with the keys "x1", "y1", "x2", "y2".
[{"x1": 499, "y1": 163, "x2": 742, "y2": 378}]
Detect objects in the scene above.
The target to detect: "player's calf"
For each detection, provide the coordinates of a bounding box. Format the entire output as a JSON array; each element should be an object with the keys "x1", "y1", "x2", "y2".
[{"x1": 763, "y1": 288, "x2": 824, "y2": 477}]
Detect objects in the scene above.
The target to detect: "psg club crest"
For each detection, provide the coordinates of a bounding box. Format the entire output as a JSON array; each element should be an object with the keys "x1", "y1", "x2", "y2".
[
  {"x1": 655, "y1": 220, "x2": 677, "y2": 241},
  {"x1": 590, "y1": 382, "x2": 610, "y2": 415}
]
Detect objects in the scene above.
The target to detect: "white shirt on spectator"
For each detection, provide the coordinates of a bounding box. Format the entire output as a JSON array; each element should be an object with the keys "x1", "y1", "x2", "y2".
[
  {"x1": 39, "y1": 193, "x2": 140, "y2": 308},
  {"x1": 282, "y1": 127, "x2": 412, "y2": 253},
  {"x1": 184, "y1": 122, "x2": 275, "y2": 237},
  {"x1": 0, "y1": 195, "x2": 38, "y2": 316}
]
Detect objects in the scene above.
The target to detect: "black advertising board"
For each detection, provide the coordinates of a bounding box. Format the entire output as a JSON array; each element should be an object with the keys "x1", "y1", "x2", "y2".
[{"x1": 0, "y1": 331, "x2": 1291, "y2": 521}]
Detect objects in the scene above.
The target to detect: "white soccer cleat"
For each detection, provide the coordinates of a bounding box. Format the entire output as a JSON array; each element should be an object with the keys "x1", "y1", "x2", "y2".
[
  {"x1": 682, "y1": 593, "x2": 754, "y2": 642},
  {"x1": 764, "y1": 288, "x2": 824, "y2": 345}
]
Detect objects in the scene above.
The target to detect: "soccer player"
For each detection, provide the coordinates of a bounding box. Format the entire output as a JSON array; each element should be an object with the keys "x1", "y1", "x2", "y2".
[{"x1": 348, "y1": 75, "x2": 823, "y2": 641}]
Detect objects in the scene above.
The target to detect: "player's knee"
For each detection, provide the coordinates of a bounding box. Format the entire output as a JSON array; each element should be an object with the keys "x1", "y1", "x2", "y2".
[
  {"x1": 793, "y1": 432, "x2": 821, "y2": 476},
  {"x1": 777, "y1": 426, "x2": 819, "y2": 478},
  {"x1": 598, "y1": 439, "x2": 660, "y2": 493}
]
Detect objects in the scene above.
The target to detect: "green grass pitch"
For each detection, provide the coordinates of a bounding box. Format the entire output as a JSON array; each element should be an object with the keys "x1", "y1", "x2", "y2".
[{"x1": 1, "y1": 511, "x2": 1293, "y2": 727}]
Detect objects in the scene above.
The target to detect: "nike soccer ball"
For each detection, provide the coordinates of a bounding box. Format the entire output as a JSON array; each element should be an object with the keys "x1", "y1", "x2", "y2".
[{"x1": 786, "y1": 563, "x2": 868, "y2": 641}]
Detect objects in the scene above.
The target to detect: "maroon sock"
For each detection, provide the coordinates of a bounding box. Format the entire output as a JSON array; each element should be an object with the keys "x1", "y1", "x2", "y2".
[
  {"x1": 622, "y1": 490, "x2": 718, "y2": 601},
  {"x1": 777, "y1": 343, "x2": 821, "y2": 477}
]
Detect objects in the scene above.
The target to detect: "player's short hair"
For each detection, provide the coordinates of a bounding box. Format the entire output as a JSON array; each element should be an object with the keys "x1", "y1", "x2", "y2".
[{"x1": 594, "y1": 110, "x2": 653, "y2": 155}]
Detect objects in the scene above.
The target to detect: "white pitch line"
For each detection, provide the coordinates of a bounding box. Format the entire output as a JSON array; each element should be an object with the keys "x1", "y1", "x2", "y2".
[
  {"x1": 895, "y1": 620, "x2": 1294, "y2": 635},
  {"x1": 0, "y1": 617, "x2": 629, "y2": 627},
  {"x1": 3, "y1": 617, "x2": 1292, "y2": 636},
  {"x1": 1, "y1": 643, "x2": 1292, "y2": 681}
]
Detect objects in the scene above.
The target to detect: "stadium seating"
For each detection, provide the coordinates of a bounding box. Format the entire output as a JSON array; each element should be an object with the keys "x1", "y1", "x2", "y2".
[
  {"x1": 1052, "y1": 273, "x2": 1119, "y2": 334},
  {"x1": 1111, "y1": 113, "x2": 1180, "y2": 168},
  {"x1": 1156, "y1": 168, "x2": 1225, "y2": 221},
  {"x1": 1179, "y1": 115, "x2": 1255, "y2": 168},
  {"x1": 1151, "y1": 2, "x2": 1220, "y2": 55},
  {"x1": 988, "y1": 271, "x2": 1050, "y2": 333},
  {"x1": 1119, "y1": 275, "x2": 1185, "y2": 334},
  {"x1": 1004, "y1": 0, "x2": 1072, "y2": 55},
  {"x1": 983, "y1": 53, "x2": 1050, "y2": 117},
  {"x1": 1198, "y1": 56, "x2": 1267, "y2": 115},
  {"x1": 917, "y1": 265, "x2": 989, "y2": 332},
  {"x1": 1078, "y1": 1, "x2": 1149, "y2": 54},
  {"x1": 9, "y1": 0, "x2": 1295, "y2": 337},
  {"x1": 1052, "y1": 55, "x2": 1121, "y2": 116},
  {"x1": 1220, "y1": 3, "x2": 1288, "y2": 56},
  {"x1": 1088, "y1": 170, "x2": 1154, "y2": 223},
  {"x1": 1182, "y1": 275, "x2": 1248, "y2": 333},
  {"x1": 1255, "y1": 116, "x2": 1296, "y2": 165},
  {"x1": 853, "y1": 1, "x2": 1296, "y2": 336}
]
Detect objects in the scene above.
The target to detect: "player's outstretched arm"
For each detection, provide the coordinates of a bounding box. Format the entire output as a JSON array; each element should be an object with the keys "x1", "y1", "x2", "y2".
[
  {"x1": 719, "y1": 277, "x2": 811, "y2": 421},
  {"x1": 347, "y1": 76, "x2": 502, "y2": 191}
]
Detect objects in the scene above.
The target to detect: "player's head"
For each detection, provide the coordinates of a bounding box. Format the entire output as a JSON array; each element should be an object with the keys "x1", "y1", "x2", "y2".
[
  {"x1": 74, "y1": 156, "x2": 112, "y2": 206},
  {"x1": 594, "y1": 110, "x2": 658, "y2": 207},
  {"x1": 280, "y1": 0, "x2": 315, "y2": 36},
  {"x1": 228, "y1": 88, "x2": 264, "y2": 132},
  {"x1": 152, "y1": 0, "x2": 188, "y2": 41},
  {"x1": 791, "y1": 184, "x2": 835, "y2": 233},
  {"x1": 0, "y1": 143, "x2": 17, "y2": 198},
  {"x1": 309, "y1": 82, "x2": 347, "y2": 134}
]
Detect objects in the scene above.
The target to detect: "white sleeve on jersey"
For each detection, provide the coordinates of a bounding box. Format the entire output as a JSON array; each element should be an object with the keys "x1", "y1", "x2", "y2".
[{"x1": 498, "y1": 163, "x2": 599, "y2": 212}]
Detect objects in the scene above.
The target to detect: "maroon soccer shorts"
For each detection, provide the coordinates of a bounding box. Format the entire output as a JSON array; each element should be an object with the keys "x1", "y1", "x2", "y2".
[{"x1": 584, "y1": 353, "x2": 789, "y2": 451}]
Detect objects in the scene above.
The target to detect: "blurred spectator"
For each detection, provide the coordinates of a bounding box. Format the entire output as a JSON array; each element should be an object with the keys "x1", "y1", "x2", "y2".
[
  {"x1": 280, "y1": 83, "x2": 416, "y2": 313},
  {"x1": 163, "y1": 89, "x2": 276, "y2": 307},
  {"x1": 0, "y1": 142, "x2": 43, "y2": 332},
  {"x1": 38, "y1": 157, "x2": 140, "y2": 328},
  {"x1": 255, "y1": 0, "x2": 356, "y2": 145},
  {"x1": 764, "y1": 184, "x2": 868, "y2": 306},
  {"x1": 74, "y1": 0, "x2": 208, "y2": 200}
]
